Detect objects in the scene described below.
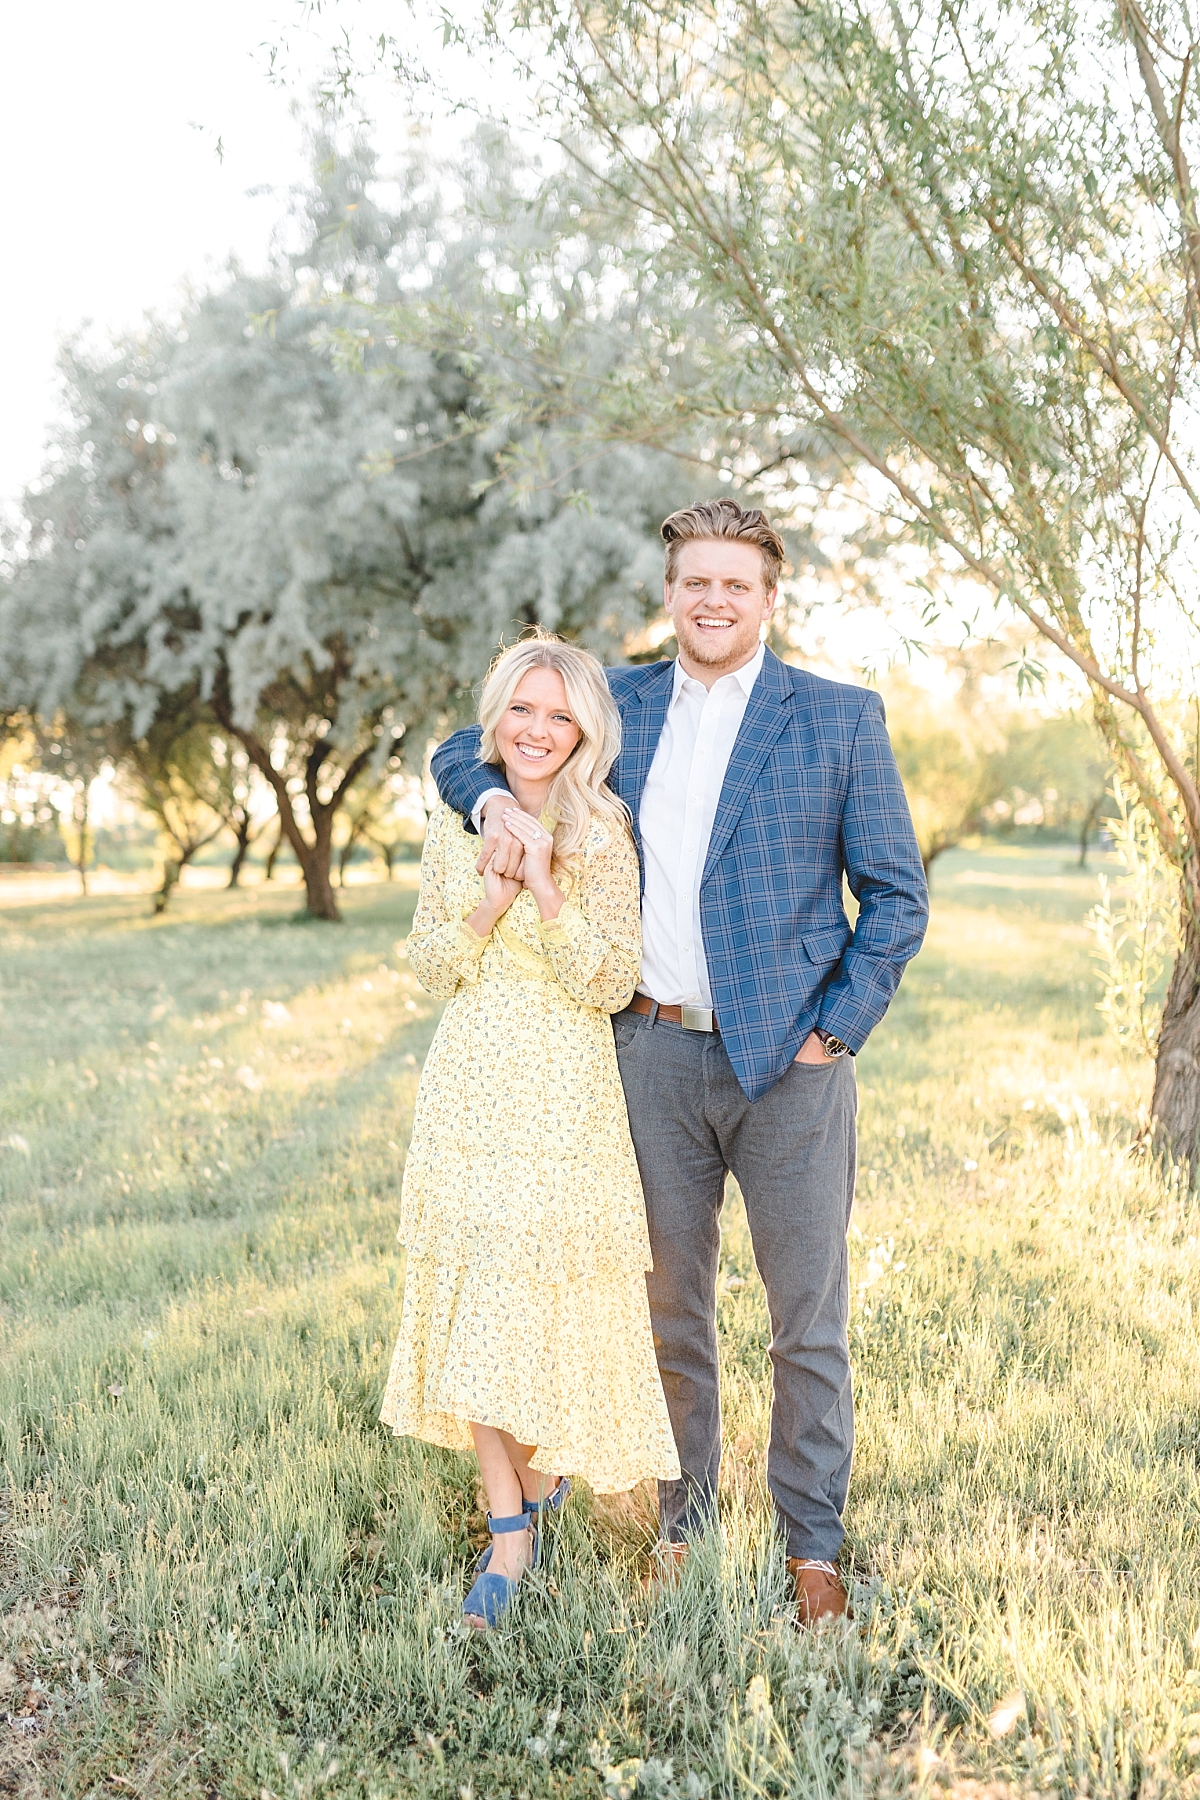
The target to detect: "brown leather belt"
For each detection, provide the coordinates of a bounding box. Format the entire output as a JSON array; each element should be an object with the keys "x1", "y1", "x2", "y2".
[{"x1": 628, "y1": 994, "x2": 720, "y2": 1035}]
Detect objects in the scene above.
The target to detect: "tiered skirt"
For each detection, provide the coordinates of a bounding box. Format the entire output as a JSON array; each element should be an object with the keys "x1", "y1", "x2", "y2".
[{"x1": 379, "y1": 961, "x2": 680, "y2": 1493}]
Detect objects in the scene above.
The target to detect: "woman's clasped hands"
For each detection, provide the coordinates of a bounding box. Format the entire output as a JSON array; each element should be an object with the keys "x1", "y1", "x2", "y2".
[
  {"x1": 467, "y1": 808, "x2": 564, "y2": 940},
  {"x1": 501, "y1": 808, "x2": 565, "y2": 922}
]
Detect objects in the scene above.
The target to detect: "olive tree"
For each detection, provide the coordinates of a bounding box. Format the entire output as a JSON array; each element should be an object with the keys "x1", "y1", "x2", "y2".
[{"x1": 115, "y1": 713, "x2": 226, "y2": 913}]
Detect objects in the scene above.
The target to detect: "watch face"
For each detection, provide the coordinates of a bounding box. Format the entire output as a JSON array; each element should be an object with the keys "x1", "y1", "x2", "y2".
[{"x1": 822, "y1": 1035, "x2": 850, "y2": 1058}]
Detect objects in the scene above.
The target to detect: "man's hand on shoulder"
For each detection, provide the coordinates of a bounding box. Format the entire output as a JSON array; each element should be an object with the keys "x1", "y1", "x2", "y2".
[{"x1": 476, "y1": 793, "x2": 525, "y2": 880}]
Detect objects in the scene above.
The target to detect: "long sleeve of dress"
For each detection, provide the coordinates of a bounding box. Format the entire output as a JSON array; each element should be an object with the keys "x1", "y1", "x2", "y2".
[
  {"x1": 537, "y1": 822, "x2": 642, "y2": 1013},
  {"x1": 405, "y1": 805, "x2": 489, "y2": 998},
  {"x1": 429, "y1": 726, "x2": 510, "y2": 831}
]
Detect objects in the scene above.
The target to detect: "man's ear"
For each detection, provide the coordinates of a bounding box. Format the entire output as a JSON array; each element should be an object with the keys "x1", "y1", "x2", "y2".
[{"x1": 762, "y1": 585, "x2": 779, "y2": 620}]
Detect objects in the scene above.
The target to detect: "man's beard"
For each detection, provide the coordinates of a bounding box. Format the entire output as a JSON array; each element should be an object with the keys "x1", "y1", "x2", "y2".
[{"x1": 675, "y1": 619, "x2": 758, "y2": 667}]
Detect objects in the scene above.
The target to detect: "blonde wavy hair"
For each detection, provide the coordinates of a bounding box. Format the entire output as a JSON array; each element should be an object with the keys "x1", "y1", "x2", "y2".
[{"x1": 477, "y1": 633, "x2": 628, "y2": 864}]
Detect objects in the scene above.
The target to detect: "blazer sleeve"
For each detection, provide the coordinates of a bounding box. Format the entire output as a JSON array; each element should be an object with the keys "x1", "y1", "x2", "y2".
[
  {"x1": 817, "y1": 694, "x2": 929, "y2": 1050},
  {"x1": 537, "y1": 823, "x2": 642, "y2": 1013},
  {"x1": 404, "y1": 805, "x2": 490, "y2": 998},
  {"x1": 429, "y1": 726, "x2": 513, "y2": 834}
]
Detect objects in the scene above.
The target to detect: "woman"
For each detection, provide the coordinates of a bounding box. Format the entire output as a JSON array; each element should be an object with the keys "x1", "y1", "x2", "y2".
[{"x1": 380, "y1": 634, "x2": 679, "y2": 1629}]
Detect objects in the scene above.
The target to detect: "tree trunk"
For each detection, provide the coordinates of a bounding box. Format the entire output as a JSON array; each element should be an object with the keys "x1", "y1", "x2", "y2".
[
  {"x1": 227, "y1": 816, "x2": 253, "y2": 888},
  {"x1": 153, "y1": 859, "x2": 181, "y2": 915},
  {"x1": 259, "y1": 804, "x2": 339, "y2": 919},
  {"x1": 1151, "y1": 897, "x2": 1200, "y2": 1170},
  {"x1": 339, "y1": 818, "x2": 369, "y2": 886},
  {"x1": 1077, "y1": 795, "x2": 1103, "y2": 868},
  {"x1": 266, "y1": 792, "x2": 341, "y2": 919},
  {"x1": 74, "y1": 785, "x2": 91, "y2": 897},
  {"x1": 264, "y1": 822, "x2": 284, "y2": 881},
  {"x1": 214, "y1": 712, "x2": 376, "y2": 925},
  {"x1": 298, "y1": 841, "x2": 341, "y2": 919}
]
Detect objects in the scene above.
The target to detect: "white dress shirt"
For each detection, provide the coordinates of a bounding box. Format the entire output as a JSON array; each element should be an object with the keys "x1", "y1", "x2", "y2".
[
  {"x1": 471, "y1": 642, "x2": 765, "y2": 1009},
  {"x1": 637, "y1": 644, "x2": 764, "y2": 1007}
]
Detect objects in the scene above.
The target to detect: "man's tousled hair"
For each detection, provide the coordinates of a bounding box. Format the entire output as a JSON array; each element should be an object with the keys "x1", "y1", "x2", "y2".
[{"x1": 661, "y1": 498, "x2": 785, "y2": 590}]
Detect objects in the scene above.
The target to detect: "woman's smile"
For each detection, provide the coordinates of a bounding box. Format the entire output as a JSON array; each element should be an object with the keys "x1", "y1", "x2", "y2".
[{"x1": 493, "y1": 667, "x2": 582, "y2": 806}]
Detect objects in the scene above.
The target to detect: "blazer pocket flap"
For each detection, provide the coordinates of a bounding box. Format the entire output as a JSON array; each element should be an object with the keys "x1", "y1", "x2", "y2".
[{"x1": 802, "y1": 927, "x2": 850, "y2": 967}]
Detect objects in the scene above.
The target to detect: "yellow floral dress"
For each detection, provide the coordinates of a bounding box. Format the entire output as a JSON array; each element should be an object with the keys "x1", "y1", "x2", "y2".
[{"x1": 380, "y1": 801, "x2": 680, "y2": 1494}]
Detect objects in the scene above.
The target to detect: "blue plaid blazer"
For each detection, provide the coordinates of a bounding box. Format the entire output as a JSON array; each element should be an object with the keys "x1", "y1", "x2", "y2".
[{"x1": 430, "y1": 649, "x2": 928, "y2": 1101}]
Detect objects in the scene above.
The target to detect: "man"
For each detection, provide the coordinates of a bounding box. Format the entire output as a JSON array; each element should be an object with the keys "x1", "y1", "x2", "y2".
[{"x1": 431, "y1": 498, "x2": 928, "y2": 1622}]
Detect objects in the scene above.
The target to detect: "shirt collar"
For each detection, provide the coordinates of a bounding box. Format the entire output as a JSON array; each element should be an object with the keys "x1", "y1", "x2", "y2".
[{"x1": 672, "y1": 640, "x2": 766, "y2": 702}]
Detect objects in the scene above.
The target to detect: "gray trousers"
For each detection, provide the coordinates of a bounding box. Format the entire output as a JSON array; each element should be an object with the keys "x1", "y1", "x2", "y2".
[{"x1": 613, "y1": 1008, "x2": 858, "y2": 1561}]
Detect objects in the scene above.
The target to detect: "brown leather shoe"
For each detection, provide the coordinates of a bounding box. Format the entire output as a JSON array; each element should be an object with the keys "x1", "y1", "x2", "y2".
[
  {"x1": 641, "y1": 1540, "x2": 689, "y2": 1595},
  {"x1": 787, "y1": 1557, "x2": 849, "y2": 1625}
]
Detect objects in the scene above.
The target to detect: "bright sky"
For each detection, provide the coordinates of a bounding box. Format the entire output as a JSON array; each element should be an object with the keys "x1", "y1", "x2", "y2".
[{"x1": 0, "y1": 1, "x2": 487, "y2": 514}]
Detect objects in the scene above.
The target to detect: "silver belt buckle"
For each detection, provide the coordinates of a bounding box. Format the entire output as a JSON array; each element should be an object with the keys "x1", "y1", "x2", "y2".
[{"x1": 680, "y1": 1004, "x2": 714, "y2": 1033}]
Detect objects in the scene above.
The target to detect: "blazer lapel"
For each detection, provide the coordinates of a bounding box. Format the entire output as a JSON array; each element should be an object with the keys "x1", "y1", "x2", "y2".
[
  {"x1": 614, "y1": 661, "x2": 674, "y2": 824},
  {"x1": 701, "y1": 650, "x2": 794, "y2": 884}
]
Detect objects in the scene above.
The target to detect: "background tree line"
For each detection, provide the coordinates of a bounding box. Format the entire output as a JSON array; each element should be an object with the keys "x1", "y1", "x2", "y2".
[{"x1": 0, "y1": 110, "x2": 1112, "y2": 917}]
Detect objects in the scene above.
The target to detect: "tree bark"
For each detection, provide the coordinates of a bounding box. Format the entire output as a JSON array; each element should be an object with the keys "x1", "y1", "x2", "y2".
[
  {"x1": 264, "y1": 771, "x2": 342, "y2": 920},
  {"x1": 150, "y1": 826, "x2": 221, "y2": 916},
  {"x1": 221, "y1": 735, "x2": 342, "y2": 919},
  {"x1": 227, "y1": 817, "x2": 253, "y2": 888},
  {"x1": 299, "y1": 804, "x2": 341, "y2": 920},
  {"x1": 153, "y1": 859, "x2": 181, "y2": 915},
  {"x1": 264, "y1": 822, "x2": 284, "y2": 881},
  {"x1": 210, "y1": 692, "x2": 380, "y2": 923},
  {"x1": 1151, "y1": 893, "x2": 1200, "y2": 1169}
]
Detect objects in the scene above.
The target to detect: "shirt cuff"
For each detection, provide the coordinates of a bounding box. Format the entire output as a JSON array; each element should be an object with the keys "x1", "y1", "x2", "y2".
[
  {"x1": 456, "y1": 920, "x2": 490, "y2": 953},
  {"x1": 537, "y1": 902, "x2": 583, "y2": 946},
  {"x1": 470, "y1": 787, "x2": 512, "y2": 835}
]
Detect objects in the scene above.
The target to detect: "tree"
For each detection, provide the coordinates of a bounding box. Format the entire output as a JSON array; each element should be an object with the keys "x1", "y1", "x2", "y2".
[
  {"x1": 335, "y1": 769, "x2": 425, "y2": 882},
  {"x1": 0, "y1": 118, "x2": 693, "y2": 922},
  {"x1": 355, "y1": 0, "x2": 1200, "y2": 1161},
  {"x1": 882, "y1": 671, "x2": 1006, "y2": 878},
  {"x1": 0, "y1": 721, "x2": 67, "y2": 867},
  {"x1": 35, "y1": 716, "x2": 111, "y2": 896},
  {"x1": 204, "y1": 738, "x2": 275, "y2": 888},
  {"x1": 989, "y1": 713, "x2": 1113, "y2": 867},
  {"x1": 116, "y1": 715, "x2": 226, "y2": 914}
]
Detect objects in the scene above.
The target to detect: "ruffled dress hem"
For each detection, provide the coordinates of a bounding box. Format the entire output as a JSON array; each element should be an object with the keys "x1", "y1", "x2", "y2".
[{"x1": 379, "y1": 1254, "x2": 681, "y2": 1495}]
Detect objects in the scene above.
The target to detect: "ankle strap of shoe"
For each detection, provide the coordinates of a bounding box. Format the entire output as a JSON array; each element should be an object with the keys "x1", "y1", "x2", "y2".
[
  {"x1": 523, "y1": 1478, "x2": 570, "y2": 1516},
  {"x1": 486, "y1": 1511, "x2": 529, "y2": 1534}
]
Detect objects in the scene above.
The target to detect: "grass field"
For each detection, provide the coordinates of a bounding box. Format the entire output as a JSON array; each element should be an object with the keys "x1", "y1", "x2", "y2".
[{"x1": 2, "y1": 846, "x2": 1199, "y2": 1800}]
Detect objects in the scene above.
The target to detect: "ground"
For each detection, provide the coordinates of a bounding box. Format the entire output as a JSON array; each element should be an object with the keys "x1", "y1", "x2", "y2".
[{"x1": 1, "y1": 847, "x2": 1198, "y2": 1799}]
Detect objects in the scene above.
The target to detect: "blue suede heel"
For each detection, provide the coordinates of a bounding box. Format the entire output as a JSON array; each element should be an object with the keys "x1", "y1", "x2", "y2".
[
  {"x1": 463, "y1": 1511, "x2": 537, "y2": 1629},
  {"x1": 476, "y1": 1478, "x2": 571, "y2": 1579}
]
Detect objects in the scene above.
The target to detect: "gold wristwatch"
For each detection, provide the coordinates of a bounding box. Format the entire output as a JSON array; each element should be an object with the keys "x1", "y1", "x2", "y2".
[{"x1": 814, "y1": 1028, "x2": 851, "y2": 1059}]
